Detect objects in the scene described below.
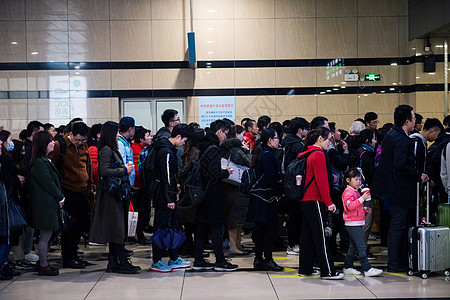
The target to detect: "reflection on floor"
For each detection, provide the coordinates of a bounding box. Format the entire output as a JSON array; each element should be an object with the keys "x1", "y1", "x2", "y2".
[{"x1": 0, "y1": 235, "x2": 449, "y2": 300}]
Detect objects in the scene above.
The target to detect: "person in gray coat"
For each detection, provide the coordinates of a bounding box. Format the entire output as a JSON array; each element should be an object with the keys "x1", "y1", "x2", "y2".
[{"x1": 89, "y1": 121, "x2": 139, "y2": 274}]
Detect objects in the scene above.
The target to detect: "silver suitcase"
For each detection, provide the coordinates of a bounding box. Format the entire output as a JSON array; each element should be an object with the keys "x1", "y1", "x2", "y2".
[{"x1": 408, "y1": 183, "x2": 450, "y2": 278}]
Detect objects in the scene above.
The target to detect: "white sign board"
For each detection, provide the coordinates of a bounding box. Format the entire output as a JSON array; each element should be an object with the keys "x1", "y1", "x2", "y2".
[{"x1": 198, "y1": 96, "x2": 235, "y2": 128}]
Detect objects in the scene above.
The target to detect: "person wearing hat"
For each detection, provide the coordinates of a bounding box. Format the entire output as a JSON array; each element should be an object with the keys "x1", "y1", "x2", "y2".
[{"x1": 118, "y1": 117, "x2": 136, "y2": 188}]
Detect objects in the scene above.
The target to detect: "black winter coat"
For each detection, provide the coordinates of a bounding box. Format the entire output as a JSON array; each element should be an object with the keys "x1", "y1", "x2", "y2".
[
  {"x1": 280, "y1": 134, "x2": 305, "y2": 171},
  {"x1": 372, "y1": 126, "x2": 421, "y2": 208},
  {"x1": 196, "y1": 132, "x2": 229, "y2": 224},
  {"x1": 153, "y1": 138, "x2": 178, "y2": 209},
  {"x1": 247, "y1": 145, "x2": 282, "y2": 224}
]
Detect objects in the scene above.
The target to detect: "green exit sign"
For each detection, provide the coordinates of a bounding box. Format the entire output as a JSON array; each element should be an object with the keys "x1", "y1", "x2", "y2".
[{"x1": 365, "y1": 74, "x2": 381, "y2": 81}]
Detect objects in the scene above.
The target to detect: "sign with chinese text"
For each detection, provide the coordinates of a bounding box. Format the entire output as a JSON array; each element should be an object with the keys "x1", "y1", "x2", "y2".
[{"x1": 198, "y1": 96, "x2": 235, "y2": 128}]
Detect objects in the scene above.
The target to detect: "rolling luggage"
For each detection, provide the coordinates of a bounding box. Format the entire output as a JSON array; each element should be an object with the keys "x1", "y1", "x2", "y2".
[{"x1": 408, "y1": 182, "x2": 450, "y2": 279}]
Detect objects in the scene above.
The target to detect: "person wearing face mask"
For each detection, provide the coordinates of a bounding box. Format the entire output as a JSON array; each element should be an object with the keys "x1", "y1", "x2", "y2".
[
  {"x1": 297, "y1": 127, "x2": 344, "y2": 280},
  {"x1": 247, "y1": 128, "x2": 284, "y2": 271}
]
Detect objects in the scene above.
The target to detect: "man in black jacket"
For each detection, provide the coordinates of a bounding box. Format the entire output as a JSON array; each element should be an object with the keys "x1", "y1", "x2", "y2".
[
  {"x1": 372, "y1": 105, "x2": 428, "y2": 272},
  {"x1": 193, "y1": 120, "x2": 237, "y2": 272},
  {"x1": 150, "y1": 123, "x2": 192, "y2": 273}
]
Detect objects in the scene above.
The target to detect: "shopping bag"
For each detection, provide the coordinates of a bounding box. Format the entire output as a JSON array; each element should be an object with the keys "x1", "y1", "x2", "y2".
[
  {"x1": 127, "y1": 202, "x2": 138, "y2": 237},
  {"x1": 221, "y1": 152, "x2": 249, "y2": 184}
]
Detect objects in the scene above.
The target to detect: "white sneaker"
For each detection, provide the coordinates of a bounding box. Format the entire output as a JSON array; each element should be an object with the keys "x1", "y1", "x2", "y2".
[
  {"x1": 364, "y1": 268, "x2": 383, "y2": 277},
  {"x1": 25, "y1": 251, "x2": 39, "y2": 262},
  {"x1": 286, "y1": 244, "x2": 300, "y2": 255},
  {"x1": 343, "y1": 268, "x2": 362, "y2": 275}
]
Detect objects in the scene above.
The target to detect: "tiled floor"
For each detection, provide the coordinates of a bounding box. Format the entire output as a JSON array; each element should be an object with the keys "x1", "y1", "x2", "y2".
[{"x1": 1, "y1": 237, "x2": 449, "y2": 300}]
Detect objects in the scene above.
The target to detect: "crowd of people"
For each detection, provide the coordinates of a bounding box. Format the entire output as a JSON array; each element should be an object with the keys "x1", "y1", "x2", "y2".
[{"x1": 0, "y1": 104, "x2": 448, "y2": 280}]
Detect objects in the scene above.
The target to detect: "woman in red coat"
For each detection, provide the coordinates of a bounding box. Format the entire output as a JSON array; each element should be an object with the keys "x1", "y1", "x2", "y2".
[{"x1": 297, "y1": 127, "x2": 344, "y2": 280}]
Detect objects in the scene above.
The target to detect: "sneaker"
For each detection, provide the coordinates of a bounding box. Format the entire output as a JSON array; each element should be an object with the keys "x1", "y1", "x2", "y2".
[
  {"x1": 88, "y1": 241, "x2": 107, "y2": 246},
  {"x1": 299, "y1": 269, "x2": 320, "y2": 276},
  {"x1": 150, "y1": 260, "x2": 173, "y2": 273},
  {"x1": 364, "y1": 268, "x2": 383, "y2": 277},
  {"x1": 168, "y1": 257, "x2": 191, "y2": 269},
  {"x1": 368, "y1": 233, "x2": 377, "y2": 241},
  {"x1": 214, "y1": 260, "x2": 238, "y2": 272},
  {"x1": 14, "y1": 259, "x2": 34, "y2": 271},
  {"x1": 25, "y1": 251, "x2": 39, "y2": 262},
  {"x1": 192, "y1": 259, "x2": 214, "y2": 271},
  {"x1": 286, "y1": 244, "x2": 300, "y2": 255},
  {"x1": 366, "y1": 251, "x2": 376, "y2": 260},
  {"x1": 343, "y1": 268, "x2": 362, "y2": 275},
  {"x1": 321, "y1": 272, "x2": 345, "y2": 280}
]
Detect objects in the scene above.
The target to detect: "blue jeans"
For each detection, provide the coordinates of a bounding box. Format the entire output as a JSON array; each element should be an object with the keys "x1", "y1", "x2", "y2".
[
  {"x1": 344, "y1": 225, "x2": 372, "y2": 271},
  {"x1": 0, "y1": 244, "x2": 9, "y2": 267}
]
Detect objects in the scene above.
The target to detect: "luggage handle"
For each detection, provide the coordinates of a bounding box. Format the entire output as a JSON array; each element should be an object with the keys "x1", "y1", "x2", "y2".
[{"x1": 416, "y1": 181, "x2": 430, "y2": 227}]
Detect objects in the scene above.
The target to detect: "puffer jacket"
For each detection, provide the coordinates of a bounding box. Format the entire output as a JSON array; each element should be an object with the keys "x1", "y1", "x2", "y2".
[{"x1": 342, "y1": 186, "x2": 365, "y2": 226}]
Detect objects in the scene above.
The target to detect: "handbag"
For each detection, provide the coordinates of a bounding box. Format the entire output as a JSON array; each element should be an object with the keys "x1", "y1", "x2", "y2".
[
  {"x1": 101, "y1": 176, "x2": 132, "y2": 196},
  {"x1": 221, "y1": 150, "x2": 249, "y2": 184},
  {"x1": 59, "y1": 208, "x2": 74, "y2": 232},
  {"x1": 127, "y1": 202, "x2": 138, "y2": 237},
  {"x1": 8, "y1": 199, "x2": 27, "y2": 230}
]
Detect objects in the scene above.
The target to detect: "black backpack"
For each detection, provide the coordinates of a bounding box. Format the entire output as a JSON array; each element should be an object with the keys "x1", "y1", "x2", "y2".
[
  {"x1": 284, "y1": 149, "x2": 320, "y2": 201},
  {"x1": 239, "y1": 168, "x2": 264, "y2": 195},
  {"x1": 140, "y1": 147, "x2": 159, "y2": 199},
  {"x1": 177, "y1": 145, "x2": 215, "y2": 208}
]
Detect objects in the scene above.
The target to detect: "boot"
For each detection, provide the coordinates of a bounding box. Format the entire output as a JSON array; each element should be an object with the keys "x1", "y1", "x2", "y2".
[
  {"x1": 115, "y1": 245, "x2": 140, "y2": 274},
  {"x1": 228, "y1": 228, "x2": 245, "y2": 255},
  {"x1": 106, "y1": 255, "x2": 120, "y2": 273}
]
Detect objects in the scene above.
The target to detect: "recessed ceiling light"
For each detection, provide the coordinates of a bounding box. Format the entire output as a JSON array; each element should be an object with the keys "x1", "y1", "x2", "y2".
[
  {"x1": 75, "y1": 71, "x2": 80, "y2": 75},
  {"x1": 207, "y1": 51, "x2": 214, "y2": 55},
  {"x1": 416, "y1": 76, "x2": 420, "y2": 79},
  {"x1": 391, "y1": 63, "x2": 398, "y2": 66},
  {"x1": 428, "y1": 73, "x2": 435, "y2": 75},
  {"x1": 390, "y1": 88, "x2": 395, "y2": 90},
  {"x1": 11, "y1": 41, "x2": 17, "y2": 45},
  {"x1": 436, "y1": 45, "x2": 444, "y2": 48},
  {"x1": 31, "y1": 51, "x2": 38, "y2": 55},
  {"x1": 381, "y1": 91, "x2": 385, "y2": 93},
  {"x1": 75, "y1": 66, "x2": 80, "y2": 69}
]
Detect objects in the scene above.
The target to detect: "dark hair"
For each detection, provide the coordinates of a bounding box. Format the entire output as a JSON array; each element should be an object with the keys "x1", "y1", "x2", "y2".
[
  {"x1": 99, "y1": 121, "x2": 119, "y2": 151},
  {"x1": 134, "y1": 126, "x2": 148, "y2": 143},
  {"x1": 19, "y1": 129, "x2": 28, "y2": 141},
  {"x1": 161, "y1": 109, "x2": 179, "y2": 127},
  {"x1": 235, "y1": 125, "x2": 244, "y2": 135},
  {"x1": 244, "y1": 120, "x2": 256, "y2": 132},
  {"x1": 328, "y1": 122, "x2": 336, "y2": 134},
  {"x1": 423, "y1": 118, "x2": 443, "y2": 131},
  {"x1": 257, "y1": 115, "x2": 271, "y2": 131},
  {"x1": 171, "y1": 123, "x2": 193, "y2": 139},
  {"x1": 65, "y1": 117, "x2": 83, "y2": 134},
  {"x1": 10, "y1": 139, "x2": 24, "y2": 169},
  {"x1": 357, "y1": 129, "x2": 375, "y2": 145},
  {"x1": 415, "y1": 113, "x2": 423, "y2": 125},
  {"x1": 394, "y1": 105, "x2": 414, "y2": 127},
  {"x1": 222, "y1": 118, "x2": 235, "y2": 125},
  {"x1": 210, "y1": 119, "x2": 230, "y2": 134},
  {"x1": 339, "y1": 129, "x2": 349, "y2": 140},
  {"x1": 305, "y1": 127, "x2": 331, "y2": 147},
  {"x1": 269, "y1": 122, "x2": 283, "y2": 141},
  {"x1": 310, "y1": 116, "x2": 328, "y2": 130},
  {"x1": 27, "y1": 120, "x2": 44, "y2": 137},
  {"x1": 188, "y1": 122, "x2": 200, "y2": 131},
  {"x1": 376, "y1": 123, "x2": 394, "y2": 144},
  {"x1": 282, "y1": 119, "x2": 291, "y2": 127},
  {"x1": 289, "y1": 117, "x2": 309, "y2": 135},
  {"x1": 344, "y1": 167, "x2": 362, "y2": 180},
  {"x1": 354, "y1": 118, "x2": 365, "y2": 124},
  {"x1": 43, "y1": 123, "x2": 54, "y2": 131},
  {"x1": 443, "y1": 115, "x2": 450, "y2": 127},
  {"x1": 0, "y1": 130, "x2": 11, "y2": 156},
  {"x1": 89, "y1": 123, "x2": 103, "y2": 142},
  {"x1": 30, "y1": 131, "x2": 53, "y2": 166},
  {"x1": 241, "y1": 118, "x2": 251, "y2": 126},
  {"x1": 250, "y1": 127, "x2": 277, "y2": 168},
  {"x1": 364, "y1": 112, "x2": 378, "y2": 124},
  {"x1": 72, "y1": 122, "x2": 88, "y2": 137}
]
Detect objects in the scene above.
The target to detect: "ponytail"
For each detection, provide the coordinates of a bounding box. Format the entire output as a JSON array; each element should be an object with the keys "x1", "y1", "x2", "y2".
[{"x1": 305, "y1": 127, "x2": 331, "y2": 147}]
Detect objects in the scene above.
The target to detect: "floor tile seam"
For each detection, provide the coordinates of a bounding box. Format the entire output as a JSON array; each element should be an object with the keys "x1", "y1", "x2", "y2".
[
  {"x1": 84, "y1": 270, "x2": 106, "y2": 300},
  {"x1": 355, "y1": 276, "x2": 379, "y2": 299},
  {"x1": 180, "y1": 268, "x2": 186, "y2": 300},
  {"x1": 0, "y1": 273, "x2": 25, "y2": 293},
  {"x1": 267, "y1": 271, "x2": 281, "y2": 300}
]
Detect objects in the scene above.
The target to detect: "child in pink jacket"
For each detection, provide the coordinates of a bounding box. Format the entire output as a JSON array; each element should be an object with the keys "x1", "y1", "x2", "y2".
[{"x1": 342, "y1": 168, "x2": 382, "y2": 277}]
